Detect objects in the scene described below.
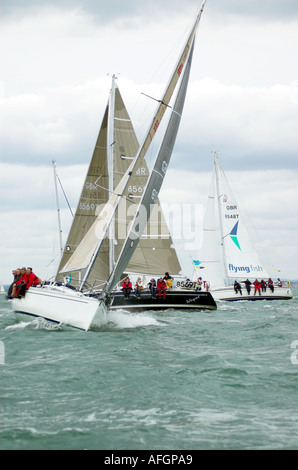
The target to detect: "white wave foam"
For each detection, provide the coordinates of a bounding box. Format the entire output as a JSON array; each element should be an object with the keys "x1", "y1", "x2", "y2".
[
  {"x1": 6, "y1": 317, "x2": 60, "y2": 331},
  {"x1": 5, "y1": 321, "x2": 30, "y2": 331},
  {"x1": 107, "y1": 310, "x2": 160, "y2": 329}
]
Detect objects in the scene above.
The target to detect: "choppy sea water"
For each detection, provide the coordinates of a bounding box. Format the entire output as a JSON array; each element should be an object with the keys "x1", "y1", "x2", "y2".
[{"x1": 0, "y1": 288, "x2": 298, "y2": 451}]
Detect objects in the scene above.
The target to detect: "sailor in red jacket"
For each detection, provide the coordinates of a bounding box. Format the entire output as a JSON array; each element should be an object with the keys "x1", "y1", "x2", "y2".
[
  {"x1": 11, "y1": 267, "x2": 28, "y2": 297},
  {"x1": 156, "y1": 277, "x2": 167, "y2": 298},
  {"x1": 26, "y1": 267, "x2": 40, "y2": 289},
  {"x1": 122, "y1": 277, "x2": 132, "y2": 298},
  {"x1": 253, "y1": 279, "x2": 261, "y2": 295}
]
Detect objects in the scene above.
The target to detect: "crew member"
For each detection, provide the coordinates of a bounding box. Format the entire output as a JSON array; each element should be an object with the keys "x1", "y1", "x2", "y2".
[
  {"x1": 11, "y1": 267, "x2": 28, "y2": 298},
  {"x1": 157, "y1": 277, "x2": 167, "y2": 299},
  {"x1": 122, "y1": 277, "x2": 132, "y2": 298},
  {"x1": 148, "y1": 278, "x2": 157, "y2": 298},
  {"x1": 253, "y1": 279, "x2": 261, "y2": 295},
  {"x1": 163, "y1": 272, "x2": 173, "y2": 289}
]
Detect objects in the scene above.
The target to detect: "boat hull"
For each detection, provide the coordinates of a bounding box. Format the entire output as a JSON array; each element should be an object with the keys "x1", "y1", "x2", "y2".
[
  {"x1": 211, "y1": 285, "x2": 293, "y2": 302},
  {"x1": 109, "y1": 289, "x2": 217, "y2": 311},
  {"x1": 11, "y1": 285, "x2": 108, "y2": 331},
  {"x1": 11, "y1": 285, "x2": 216, "y2": 330}
]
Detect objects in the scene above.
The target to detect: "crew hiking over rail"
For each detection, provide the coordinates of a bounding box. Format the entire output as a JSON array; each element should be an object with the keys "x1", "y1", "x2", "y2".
[{"x1": 7, "y1": 267, "x2": 41, "y2": 299}]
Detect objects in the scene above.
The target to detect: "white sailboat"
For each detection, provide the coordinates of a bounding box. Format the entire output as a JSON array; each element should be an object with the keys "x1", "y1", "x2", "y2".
[
  {"x1": 0, "y1": 283, "x2": 6, "y2": 295},
  {"x1": 12, "y1": 2, "x2": 215, "y2": 330},
  {"x1": 196, "y1": 153, "x2": 293, "y2": 301}
]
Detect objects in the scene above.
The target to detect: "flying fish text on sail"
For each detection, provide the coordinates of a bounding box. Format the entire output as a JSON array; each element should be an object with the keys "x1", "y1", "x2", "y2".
[{"x1": 228, "y1": 263, "x2": 265, "y2": 274}]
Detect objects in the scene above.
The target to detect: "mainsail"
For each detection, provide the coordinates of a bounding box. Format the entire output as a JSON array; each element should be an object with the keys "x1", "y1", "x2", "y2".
[
  {"x1": 214, "y1": 155, "x2": 270, "y2": 281},
  {"x1": 56, "y1": 80, "x2": 138, "y2": 286},
  {"x1": 198, "y1": 153, "x2": 270, "y2": 286}
]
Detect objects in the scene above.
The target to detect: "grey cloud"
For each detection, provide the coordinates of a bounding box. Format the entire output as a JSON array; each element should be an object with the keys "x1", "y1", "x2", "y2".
[{"x1": 2, "y1": 0, "x2": 298, "y2": 22}]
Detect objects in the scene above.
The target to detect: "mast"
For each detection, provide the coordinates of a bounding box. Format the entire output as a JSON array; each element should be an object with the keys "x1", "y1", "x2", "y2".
[
  {"x1": 107, "y1": 74, "x2": 117, "y2": 272},
  {"x1": 52, "y1": 160, "x2": 63, "y2": 257},
  {"x1": 214, "y1": 152, "x2": 229, "y2": 285}
]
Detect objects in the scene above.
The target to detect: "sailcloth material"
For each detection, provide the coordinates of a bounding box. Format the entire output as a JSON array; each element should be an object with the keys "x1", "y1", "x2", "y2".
[
  {"x1": 60, "y1": 165, "x2": 133, "y2": 275},
  {"x1": 55, "y1": 84, "x2": 139, "y2": 286}
]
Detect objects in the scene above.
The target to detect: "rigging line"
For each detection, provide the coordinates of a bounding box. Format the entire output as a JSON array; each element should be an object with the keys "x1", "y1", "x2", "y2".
[
  {"x1": 56, "y1": 173, "x2": 74, "y2": 217},
  {"x1": 141, "y1": 92, "x2": 172, "y2": 108},
  {"x1": 92, "y1": 182, "x2": 139, "y2": 206}
]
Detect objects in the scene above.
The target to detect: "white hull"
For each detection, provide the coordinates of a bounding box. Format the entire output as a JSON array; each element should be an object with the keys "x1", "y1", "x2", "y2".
[
  {"x1": 211, "y1": 285, "x2": 293, "y2": 302},
  {"x1": 11, "y1": 285, "x2": 108, "y2": 331}
]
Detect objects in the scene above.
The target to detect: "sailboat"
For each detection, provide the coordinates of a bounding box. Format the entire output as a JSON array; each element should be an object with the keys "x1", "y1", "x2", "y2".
[
  {"x1": 196, "y1": 153, "x2": 293, "y2": 301},
  {"x1": 12, "y1": 2, "x2": 216, "y2": 330},
  {"x1": 0, "y1": 283, "x2": 6, "y2": 295}
]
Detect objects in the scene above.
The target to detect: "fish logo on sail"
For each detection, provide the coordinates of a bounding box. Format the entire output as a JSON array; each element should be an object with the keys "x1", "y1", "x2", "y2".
[{"x1": 230, "y1": 221, "x2": 241, "y2": 250}]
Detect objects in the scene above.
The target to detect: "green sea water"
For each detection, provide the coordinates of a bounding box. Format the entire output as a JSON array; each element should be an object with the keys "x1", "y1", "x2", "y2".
[{"x1": 0, "y1": 289, "x2": 298, "y2": 450}]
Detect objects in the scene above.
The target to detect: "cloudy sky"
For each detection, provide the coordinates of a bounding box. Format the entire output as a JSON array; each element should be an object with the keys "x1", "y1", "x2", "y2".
[{"x1": 1, "y1": 0, "x2": 298, "y2": 285}]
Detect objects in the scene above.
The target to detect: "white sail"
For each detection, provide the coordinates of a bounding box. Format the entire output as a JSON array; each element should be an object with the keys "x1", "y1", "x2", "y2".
[
  {"x1": 195, "y1": 154, "x2": 294, "y2": 301},
  {"x1": 214, "y1": 155, "x2": 270, "y2": 281},
  {"x1": 198, "y1": 154, "x2": 271, "y2": 287}
]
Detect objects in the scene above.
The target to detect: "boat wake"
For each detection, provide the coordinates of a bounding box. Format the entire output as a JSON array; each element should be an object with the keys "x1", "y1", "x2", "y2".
[
  {"x1": 96, "y1": 309, "x2": 161, "y2": 331},
  {"x1": 6, "y1": 317, "x2": 61, "y2": 331},
  {"x1": 8, "y1": 309, "x2": 163, "y2": 332}
]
